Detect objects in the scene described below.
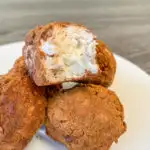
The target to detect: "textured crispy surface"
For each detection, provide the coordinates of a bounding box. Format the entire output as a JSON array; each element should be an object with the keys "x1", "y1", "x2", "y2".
[
  {"x1": 0, "y1": 57, "x2": 47, "y2": 150},
  {"x1": 95, "y1": 40, "x2": 116, "y2": 87},
  {"x1": 46, "y1": 84, "x2": 126, "y2": 150},
  {"x1": 23, "y1": 22, "x2": 116, "y2": 87}
]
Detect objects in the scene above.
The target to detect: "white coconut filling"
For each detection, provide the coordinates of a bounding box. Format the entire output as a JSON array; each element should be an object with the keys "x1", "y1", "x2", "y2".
[
  {"x1": 41, "y1": 41, "x2": 56, "y2": 56},
  {"x1": 62, "y1": 82, "x2": 78, "y2": 90},
  {"x1": 40, "y1": 26, "x2": 98, "y2": 82}
]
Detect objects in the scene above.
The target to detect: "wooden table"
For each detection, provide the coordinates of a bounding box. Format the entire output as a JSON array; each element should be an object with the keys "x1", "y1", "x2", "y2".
[{"x1": 0, "y1": 0, "x2": 150, "y2": 74}]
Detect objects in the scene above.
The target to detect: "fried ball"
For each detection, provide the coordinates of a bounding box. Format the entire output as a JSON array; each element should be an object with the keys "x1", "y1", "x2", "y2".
[
  {"x1": 23, "y1": 22, "x2": 116, "y2": 87},
  {"x1": 46, "y1": 84, "x2": 126, "y2": 150},
  {"x1": 0, "y1": 57, "x2": 47, "y2": 150}
]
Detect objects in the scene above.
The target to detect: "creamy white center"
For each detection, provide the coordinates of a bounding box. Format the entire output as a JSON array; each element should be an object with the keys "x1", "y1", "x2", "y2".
[
  {"x1": 62, "y1": 82, "x2": 78, "y2": 90},
  {"x1": 40, "y1": 25, "x2": 98, "y2": 82}
]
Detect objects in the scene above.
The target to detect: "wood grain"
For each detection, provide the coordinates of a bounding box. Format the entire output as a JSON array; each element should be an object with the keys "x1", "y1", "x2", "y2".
[{"x1": 0, "y1": 0, "x2": 150, "y2": 74}]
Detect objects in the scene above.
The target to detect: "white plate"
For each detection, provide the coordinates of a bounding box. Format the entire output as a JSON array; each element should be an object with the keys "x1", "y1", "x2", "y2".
[{"x1": 0, "y1": 42, "x2": 150, "y2": 150}]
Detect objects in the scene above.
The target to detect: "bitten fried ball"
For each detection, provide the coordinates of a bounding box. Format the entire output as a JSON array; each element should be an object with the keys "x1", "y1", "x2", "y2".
[
  {"x1": 23, "y1": 22, "x2": 116, "y2": 87},
  {"x1": 46, "y1": 84, "x2": 126, "y2": 150},
  {"x1": 0, "y1": 57, "x2": 47, "y2": 150}
]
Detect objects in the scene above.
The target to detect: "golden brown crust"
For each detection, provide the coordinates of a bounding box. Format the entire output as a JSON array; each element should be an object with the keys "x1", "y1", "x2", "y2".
[
  {"x1": 90, "y1": 40, "x2": 116, "y2": 86},
  {"x1": 46, "y1": 84, "x2": 126, "y2": 150},
  {"x1": 23, "y1": 25, "x2": 47, "y2": 86},
  {"x1": 0, "y1": 57, "x2": 47, "y2": 150},
  {"x1": 23, "y1": 22, "x2": 116, "y2": 87},
  {"x1": 25, "y1": 22, "x2": 93, "y2": 45}
]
